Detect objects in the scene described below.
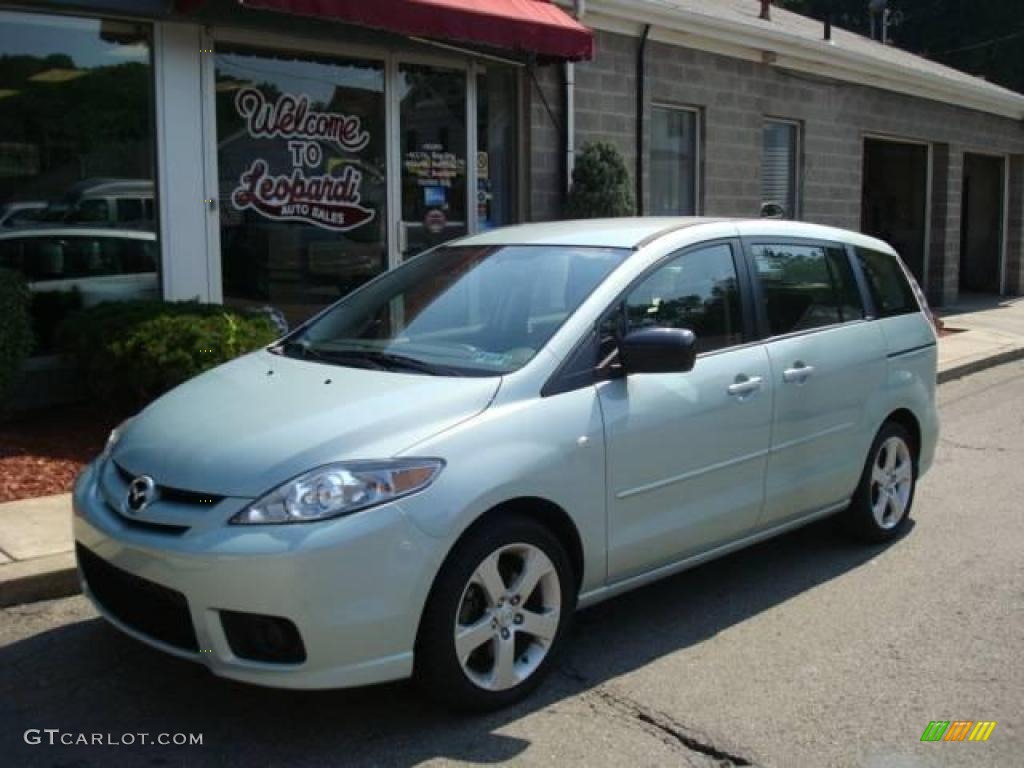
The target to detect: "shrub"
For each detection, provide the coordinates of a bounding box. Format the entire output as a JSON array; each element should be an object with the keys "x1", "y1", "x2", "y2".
[
  {"x1": 0, "y1": 269, "x2": 33, "y2": 404},
  {"x1": 59, "y1": 301, "x2": 278, "y2": 409},
  {"x1": 566, "y1": 141, "x2": 636, "y2": 218}
]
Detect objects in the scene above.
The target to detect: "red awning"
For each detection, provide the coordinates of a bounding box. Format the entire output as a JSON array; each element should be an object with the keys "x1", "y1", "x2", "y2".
[{"x1": 239, "y1": 0, "x2": 594, "y2": 61}]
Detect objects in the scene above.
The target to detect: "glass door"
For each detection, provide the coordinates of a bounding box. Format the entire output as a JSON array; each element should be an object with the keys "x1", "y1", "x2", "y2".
[
  {"x1": 398, "y1": 63, "x2": 467, "y2": 260},
  {"x1": 212, "y1": 44, "x2": 388, "y2": 328}
]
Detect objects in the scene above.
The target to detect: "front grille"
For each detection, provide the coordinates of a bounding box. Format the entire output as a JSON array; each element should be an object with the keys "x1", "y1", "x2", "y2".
[
  {"x1": 77, "y1": 544, "x2": 198, "y2": 652},
  {"x1": 113, "y1": 461, "x2": 224, "y2": 507},
  {"x1": 118, "y1": 518, "x2": 190, "y2": 536}
]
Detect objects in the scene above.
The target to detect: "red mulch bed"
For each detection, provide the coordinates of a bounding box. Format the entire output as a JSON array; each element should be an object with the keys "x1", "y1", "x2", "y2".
[{"x1": 0, "y1": 405, "x2": 124, "y2": 503}]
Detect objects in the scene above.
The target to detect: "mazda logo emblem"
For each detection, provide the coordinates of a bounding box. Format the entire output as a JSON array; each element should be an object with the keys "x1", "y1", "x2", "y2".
[{"x1": 126, "y1": 475, "x2": 156, "y2": 513}]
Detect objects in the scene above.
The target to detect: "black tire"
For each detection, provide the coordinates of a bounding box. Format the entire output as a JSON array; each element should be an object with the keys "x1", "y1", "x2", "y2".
[
  {"x1": 841, "y1": 421, "x2": 918, "y2": 543},
  {"x1": 414, "y1": 514, "x2": 576, "y2": 712}
]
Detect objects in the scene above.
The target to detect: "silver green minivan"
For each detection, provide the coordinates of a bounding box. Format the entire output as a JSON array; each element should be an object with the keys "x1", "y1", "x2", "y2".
[{"x1": 73, "y1": 218, "x2": 938, "y2": 710}]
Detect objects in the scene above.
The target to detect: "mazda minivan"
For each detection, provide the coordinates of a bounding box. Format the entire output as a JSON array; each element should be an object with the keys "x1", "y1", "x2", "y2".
[{"x1": 73, "y1": 218, "x2": 939, "y2": 710}]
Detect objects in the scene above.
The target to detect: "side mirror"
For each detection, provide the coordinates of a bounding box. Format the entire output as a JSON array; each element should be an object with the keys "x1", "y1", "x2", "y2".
[{"x1": 618, "y1": 327, "x2": 697, "y2": 375}]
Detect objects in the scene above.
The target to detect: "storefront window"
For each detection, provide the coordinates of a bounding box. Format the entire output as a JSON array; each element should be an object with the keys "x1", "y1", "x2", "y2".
[
  {"x1": 0, "y1": 11, "x2": 158, "y2": 352},
  {"x1": 476, "y1": 67, "x2": 518, "y2": 230},
  {"x1": 215, "y1": 45, "x2": 387, "y2": 327}
]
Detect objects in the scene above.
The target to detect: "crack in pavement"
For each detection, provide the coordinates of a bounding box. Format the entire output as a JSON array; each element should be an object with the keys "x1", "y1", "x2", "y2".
[
  {"x1": 560, "y1": 666, "x2": 758, "y2": 767},
  {"x1": 939, "y1": 438, "x2": 1018, "y2": 453}
]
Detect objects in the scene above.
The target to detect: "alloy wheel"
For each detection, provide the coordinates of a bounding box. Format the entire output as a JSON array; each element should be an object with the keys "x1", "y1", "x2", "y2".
[
  {"x1": 453, "y1": 542, "x2": 562, "y2": 691},
  {"x1": 870, "y1": 436, "x2": 913, "y2": 529}
]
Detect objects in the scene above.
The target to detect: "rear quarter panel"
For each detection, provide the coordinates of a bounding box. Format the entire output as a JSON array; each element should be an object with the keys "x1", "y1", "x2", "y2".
[{"x1": 871, "y1": 313, "x2": 940, "y2": 476}]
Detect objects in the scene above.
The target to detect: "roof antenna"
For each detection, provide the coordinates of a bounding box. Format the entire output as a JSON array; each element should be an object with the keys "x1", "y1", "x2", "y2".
[
  {"x1": 824, "y1": 9, "x2": 832, "y2": 41},
  {"x1": 760, "y1": 0, "x2": 771, "y2": 22}
]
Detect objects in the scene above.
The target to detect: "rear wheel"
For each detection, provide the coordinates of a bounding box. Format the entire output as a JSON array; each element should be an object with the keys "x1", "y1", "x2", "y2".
[
  {"x1": 414, "y1": 515, "x2": 575, "y2": 711},
  {"x1": 842, "y1": 422, "x2": 917, "y2": 542}
]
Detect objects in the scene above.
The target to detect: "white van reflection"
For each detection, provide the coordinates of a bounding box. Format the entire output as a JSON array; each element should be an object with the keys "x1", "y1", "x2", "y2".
[
  {"x1": 37, "y1": 178, "x2": 155, "y2": 228},
  {"x1": 0, "y1": 227, "x2": 158, "y2": 306}
]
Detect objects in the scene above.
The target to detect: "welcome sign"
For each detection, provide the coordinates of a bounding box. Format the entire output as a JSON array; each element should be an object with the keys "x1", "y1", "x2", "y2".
[{"x1": 229, "y1": 87, "x2": 375, "y2": 232}]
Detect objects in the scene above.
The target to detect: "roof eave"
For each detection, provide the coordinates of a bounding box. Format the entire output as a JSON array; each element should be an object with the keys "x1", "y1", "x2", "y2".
[{"x1": 585, "y1": 0, "x2": 1024, "y2": 121}]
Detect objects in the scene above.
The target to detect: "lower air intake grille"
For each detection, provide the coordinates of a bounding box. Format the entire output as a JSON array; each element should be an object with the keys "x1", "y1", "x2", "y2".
[{"x1": 76, "y1": 544, "x2": 199, "y2": 652}]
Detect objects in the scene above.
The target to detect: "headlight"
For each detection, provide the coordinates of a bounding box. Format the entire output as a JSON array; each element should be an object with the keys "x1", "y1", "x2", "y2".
[
  {"x1": 100, "y1": 417, "x2": 133, "y2": 462},
  {"x1": 229, "y1": 459, "x2": 444, "y2": 524}
]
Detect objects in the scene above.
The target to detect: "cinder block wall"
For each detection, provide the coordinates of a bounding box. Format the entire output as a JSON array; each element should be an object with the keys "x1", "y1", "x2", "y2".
[
  {"x1": 529, "y1": 28, "x2": 1024, "y2": 305},
  {"x1": 527, "y1": 63, "x2": 565, "y2": 223}
]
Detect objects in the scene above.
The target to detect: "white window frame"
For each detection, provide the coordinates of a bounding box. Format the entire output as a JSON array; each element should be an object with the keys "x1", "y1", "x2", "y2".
[
  {"x1": 761, "y1": 117, "x2": 802, "y2": 220},
  {"x1": 649, "y1": 103, "x2": 702, "y2": 216}
]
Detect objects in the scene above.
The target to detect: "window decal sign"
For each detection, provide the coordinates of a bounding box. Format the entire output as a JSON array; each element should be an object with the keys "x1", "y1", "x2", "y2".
[
  {"x1": 229, "y1": 87, "x2": 374, "y2": 232},
  {"x1": 235, "y1": 88, "x2": 370, "y2": 153}
]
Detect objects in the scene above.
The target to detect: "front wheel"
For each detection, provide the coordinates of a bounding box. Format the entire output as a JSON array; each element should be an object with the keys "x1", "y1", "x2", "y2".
[
  {"x1": 414, "y1": 515, "x2": 575, "y2": 711},
  {"x1": 842, "y1": 422, "x2": 917, "y2": 542}
]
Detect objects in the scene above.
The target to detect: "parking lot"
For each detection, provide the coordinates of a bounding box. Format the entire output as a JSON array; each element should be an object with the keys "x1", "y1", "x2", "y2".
[{"x1": 3, "y1": 361, "x2": 1022, "y2": 767}]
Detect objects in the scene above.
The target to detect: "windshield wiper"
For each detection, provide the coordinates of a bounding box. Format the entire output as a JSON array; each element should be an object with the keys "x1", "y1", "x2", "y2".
[
  {"x1": 276, "y1": 341, "x2": 457, "y2": 376},
  {"x1": 339, "y1": 349, "x2": 458, "y2": 376},
  {"x1": 273, "y1": 341, "x2": 388, "y2": 370}
]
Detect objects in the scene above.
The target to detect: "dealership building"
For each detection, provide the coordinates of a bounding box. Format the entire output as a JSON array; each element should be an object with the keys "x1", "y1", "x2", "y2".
[{"x1": 1, "y1": 0, "x2": 1024, "y2": 370}]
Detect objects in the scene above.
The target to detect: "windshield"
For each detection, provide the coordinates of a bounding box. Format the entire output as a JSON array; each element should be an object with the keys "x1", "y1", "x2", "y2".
[{"x1": 276, "y1": 244, "x2": 630, "y2": 376}]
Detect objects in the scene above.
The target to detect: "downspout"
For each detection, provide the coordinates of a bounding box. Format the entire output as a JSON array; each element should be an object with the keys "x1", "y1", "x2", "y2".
[
  {"x1": 565, "y1": 0, "x2": 585, "y2": 196},
  {"x1": 636, "y1": 24, "x2": 651, "y2": 214},
  {"x1": 565, "y1": 61, "x2": 575, "y2": 196}
]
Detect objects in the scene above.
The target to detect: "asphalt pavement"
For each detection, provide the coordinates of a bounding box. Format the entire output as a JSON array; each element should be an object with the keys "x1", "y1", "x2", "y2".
[{"x1": 3, "y1": 361, "x2": 1023, "y2": 767}]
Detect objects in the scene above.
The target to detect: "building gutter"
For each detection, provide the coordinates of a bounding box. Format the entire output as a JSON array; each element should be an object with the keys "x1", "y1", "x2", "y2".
[
  {"x1": 565, "y1": 0, "x2": 586, "y2": 195},
  {"x1": 635, "y1": 23, "x2": 650, "y2": 214},
  {"x1": 583, "y1": 0, "x2": 1024, "y2": 121}
]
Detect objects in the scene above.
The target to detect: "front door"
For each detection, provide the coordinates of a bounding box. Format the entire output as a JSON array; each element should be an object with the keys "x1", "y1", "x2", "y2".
[
  {"x1": 861, "y1": 138, "x2": 929, "y2": 285},
  {"x1": 599, "y1": 241, "x2": 773, "y2": 582},
  {"x1": 960, "y1": 153, "x2": 1004, "y2": 294},
  {"x1": 398, "y1": 63, "x2": 468, "y2": 260}
]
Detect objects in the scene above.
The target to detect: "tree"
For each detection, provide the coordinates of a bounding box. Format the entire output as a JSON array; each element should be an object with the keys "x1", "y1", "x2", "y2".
[
  {"x1": 566, "y1": 142, "x2": 635, "y2": 219},
  {"x1": 776, "y1": 0, "x2": 1024, "y2": 94}
]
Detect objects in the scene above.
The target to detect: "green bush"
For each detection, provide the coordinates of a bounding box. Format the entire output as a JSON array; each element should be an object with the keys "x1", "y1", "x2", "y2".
[
  {"x1": 566, "y1": 141, "x2": 636, "y2": 218},
  {"x1": 59, "y1": 301, "x2": 278, "y2": 409},
  {"x1": 0, "y1": 269, "x2": 33, "y2": 404}
]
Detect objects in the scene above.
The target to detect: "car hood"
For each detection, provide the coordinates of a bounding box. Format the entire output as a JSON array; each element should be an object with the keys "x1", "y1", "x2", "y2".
[{"x1": 113, "y1": 349, "x2": 500, "y2": 498}]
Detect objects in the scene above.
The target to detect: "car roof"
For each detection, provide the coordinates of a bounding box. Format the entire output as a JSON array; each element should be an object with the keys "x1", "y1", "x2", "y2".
[
  {"x1": 458, "y1": 218, "x2": 719, "y2": 249},
  {"x1": 457, "y1": 217, "x2": 896, "y2": 254}
]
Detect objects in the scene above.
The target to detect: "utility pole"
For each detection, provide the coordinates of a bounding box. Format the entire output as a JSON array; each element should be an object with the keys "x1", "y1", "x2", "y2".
[{"x1": 868, "y1": 0, "x2": 888, "y2": 42}]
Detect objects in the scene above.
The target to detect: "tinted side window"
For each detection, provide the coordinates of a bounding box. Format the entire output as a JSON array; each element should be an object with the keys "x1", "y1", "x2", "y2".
[
  {"x1": 752, "y1": 243, "x2": 863, "y2": 336},
  {"x1": 117, "y1": 198, "x2": 145, "y2": 223},
  {"x1": 624, "y1": 243, "x2": 743, "y2": 354},
  {"x1": 68, "y1": 198, "x2": 110, "y2": 223},
  {"x1": 855, "y1": 247, "x2": 918, "y2": 317}
]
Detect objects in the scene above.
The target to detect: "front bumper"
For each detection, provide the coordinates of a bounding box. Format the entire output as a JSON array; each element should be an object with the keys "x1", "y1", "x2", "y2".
[{"x1": 72, "y1": 460, "x2": 445, "y2": 689}]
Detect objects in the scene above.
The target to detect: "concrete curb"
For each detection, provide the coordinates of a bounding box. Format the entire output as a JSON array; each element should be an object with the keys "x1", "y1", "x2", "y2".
[
  {"x1": 937, "y1": 346, "x2": 1024, "y2": 384},
  {"x1": 0, "y1": 552, "x2": 78, "y2": 608},
  {"x1": 2, "y1": 347, "x2": 1023, "y2": 608}
]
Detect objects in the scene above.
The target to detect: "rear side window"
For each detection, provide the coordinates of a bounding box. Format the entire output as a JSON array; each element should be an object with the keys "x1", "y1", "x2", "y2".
[
  {"x1": 855, "y1": 247, "x2": 919, "y2": 317},
  {"x1": 751, "y1": 243, "x2": 864, "y2": 336}
]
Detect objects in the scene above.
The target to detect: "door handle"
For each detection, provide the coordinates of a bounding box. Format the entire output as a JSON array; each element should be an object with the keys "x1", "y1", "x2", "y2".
[
  {"x1": 782, "y1": 363, "x2": 815, "y2": 383},
  {"x1": 727, "y1": 375, "x2": 763, "y2": 397}
]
